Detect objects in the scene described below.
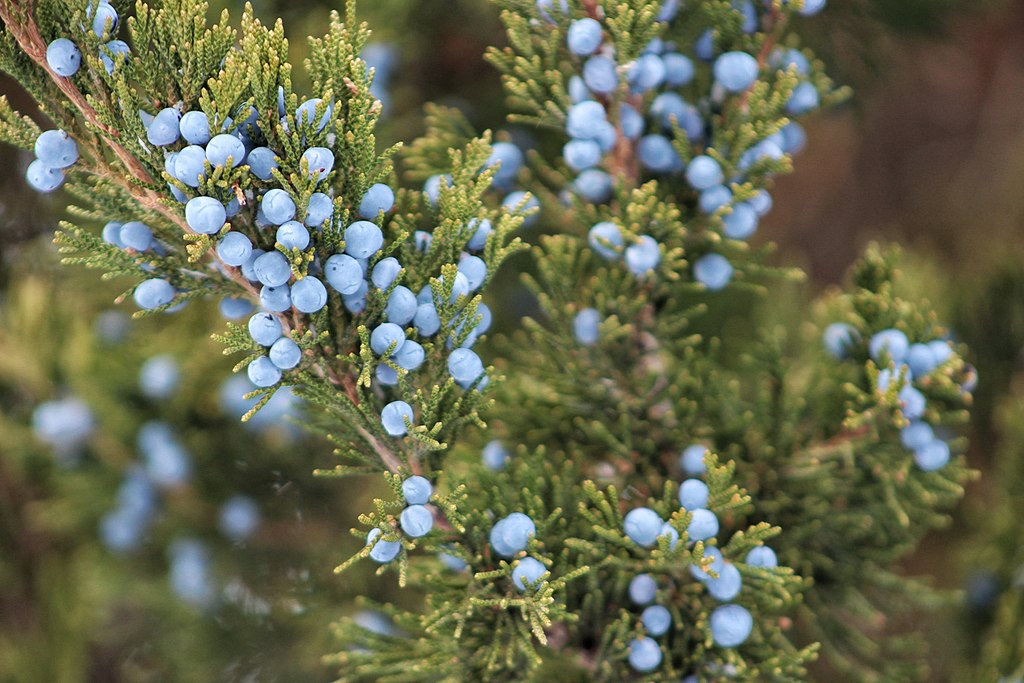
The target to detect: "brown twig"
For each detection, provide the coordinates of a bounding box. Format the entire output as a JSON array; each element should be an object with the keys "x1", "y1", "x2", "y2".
[
  {"x1": 322, "y1": 362, "x2": 406, "y2": 475},
  {"x1": 0, "y1": 1, "x2": 292, "y2": 336},
  {"x1": 431, "y1": 505, "x2": 453, "y2": 532},
  {"x1": 784, "y1": 425, "x2": 872, "y2": 477},
  {"x1": 607, "y1": 93, "x2": 642, "y2": 190},
  {"x1": 736, "y1": 6, "x2": 787, "y2": 112},
  {"x1": 581, "y1": 0, "x2": 602, "y2": 20},
  {"x1": 356, "y1": 422, "x2": 405, "y2": 474},
  {"x1": 0, "y1": 0, "x2": 246, "y2": 256},
  {"x1": 0, "y1": 0, "x2": 155, "y2": 183}
]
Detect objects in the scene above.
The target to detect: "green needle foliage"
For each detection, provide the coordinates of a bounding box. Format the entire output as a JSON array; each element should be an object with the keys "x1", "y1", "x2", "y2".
[
  {"x1": 0, "y1": 0, "x2": 525, "y2": 549},
  {"x1": 472, "y1": 1, "x2": 970, "y2": 680},
  {"x1": 0, "y1": 0, "x2": 988, "y2": 681}
]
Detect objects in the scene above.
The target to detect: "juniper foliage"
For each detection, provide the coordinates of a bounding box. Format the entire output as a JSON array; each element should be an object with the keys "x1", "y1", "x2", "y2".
[
  {"x1": 337, "y1": 0, "x2": 972, "y2": 680},
  {"x1": 0, "y1": 0, "x2": 982, "y2": 681}
]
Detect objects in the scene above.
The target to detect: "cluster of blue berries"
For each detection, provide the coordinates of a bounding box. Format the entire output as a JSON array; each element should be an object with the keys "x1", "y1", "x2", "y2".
[
  {"x1": 100, "y1": 216, "x2": 191, "y2": 311},
  {"x1": 625, "y1": 569, "x2": 672, "y2": 672},
  {"x1": 423, "y1": 134, "x2": 534, "y2": 244},
  {"x1": 365, "y1": 476, "x2": 436, "y2": 564},
  {"x1": 99, "y1": 355, "x2": 189, "y2": 551},
  {"x1": 367, "y1": 270, "x2": 490, "y2": 393},
  {"x1": 101, "y1": 357, "x2": 262, "y2": 562},
  {"x1": 124, "y1": 84, "x2": 458, "y2": 393},
  {"x1": 390, "y1": 150, "x2": 512, "y2": 412},
  {"x1": 368, "y1": 217, "x2": 497, "y2": 436},
  {"x1": 99, "y1": 420, "x2": 192, "y2": 553},
  {"x1": 824, "y1": 323, "x2": 962, "y2": 472},
  {"x1": 137, "y1": 95, "x2": 344, "y2": 322},
  {"x1": 559, "y1": 1, "x2": 826, "y2": 291},
  {"x1": 422, "y1": 152, "x2": 532, "y2": 253},
  {"x1": 26, "y1": 128, "x2": 79, "y2": 193},
  {"x1": 586, "y1": 220, "x2": 662, "y2": 278},
  {"x1": 472, "y1": 442, "x2": 529, "y2": 583},
  {"x1": 489, "y1": 512, "x2": 548, "y2": 591},
  {"x1": 42, "y1": 45, "x2": 500, "y2": 418},
  {"x1": 627, "y1": 588, "x2": 749, "y2": 675},
  {"x1": 77, "y1": 88, "x2": 342, "y2": 325},
  {"x1": 620, "y1": 445, "x2": 769, "y2": 671},
  {"x1": 36, "y1": 8, "x2": 505, "y2": 455},
  {"x1": 44, "y1": 1, "x2": 128, "y2": 80},
  {"x1": 246, "y1": 313, "x2": 303, "y2": 388}
]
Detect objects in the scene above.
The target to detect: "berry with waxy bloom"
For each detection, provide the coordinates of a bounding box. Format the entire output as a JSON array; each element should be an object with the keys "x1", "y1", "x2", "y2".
[
  {"x1": 381, "y1": 401, "x2": 414, "y2": 436},
  {"x1": 512, "y1": 557, "x2": 547, "y2": 591}
]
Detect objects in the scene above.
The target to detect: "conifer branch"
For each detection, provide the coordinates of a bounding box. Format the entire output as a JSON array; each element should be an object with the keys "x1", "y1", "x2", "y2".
[{"x1": 0, "y1": 0, "x2": 155, "y2": 181}]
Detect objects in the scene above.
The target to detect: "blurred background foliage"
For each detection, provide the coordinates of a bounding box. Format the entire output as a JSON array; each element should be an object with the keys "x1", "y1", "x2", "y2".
[
  {"x1": 1, "y1": 0, "x2": 1024, "y2": 680},
  {"x1": 0, "y1": 246, "x2": 385, "y2": 682}
]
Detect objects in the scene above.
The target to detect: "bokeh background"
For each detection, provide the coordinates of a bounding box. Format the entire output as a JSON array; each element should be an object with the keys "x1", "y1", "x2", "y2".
[{"x1": 2, "y1": 0, "x2": 1023, "y2": 680}]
